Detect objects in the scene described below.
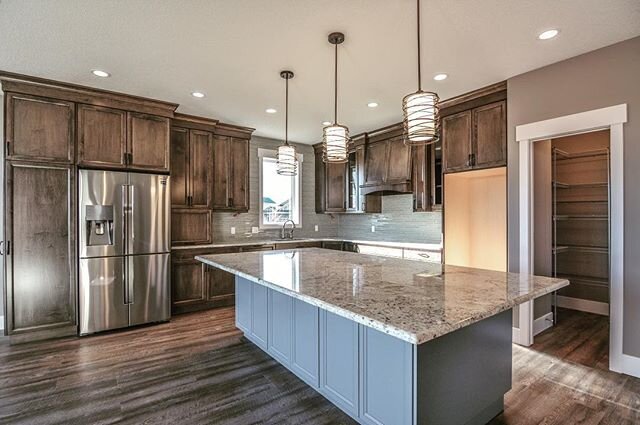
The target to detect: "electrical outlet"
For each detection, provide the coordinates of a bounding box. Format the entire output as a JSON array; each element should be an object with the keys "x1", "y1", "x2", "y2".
[
  {"x1": 252, "y1": 226, "x2": 259, "y2": 234},
  {"x1": 230, "y1": 227, "x2": 236, "y2": 235},
  {"x1": 314, "y1": 225, "x2": 319, "y2": 232},
  {"x1": 371, "y1": 225, "x2": 376, "y2": 233}
]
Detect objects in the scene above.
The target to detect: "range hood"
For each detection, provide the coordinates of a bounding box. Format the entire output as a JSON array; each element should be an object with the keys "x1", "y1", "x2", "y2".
[{"x1": 359, "y1": 124, "x2": 413, "y2": 196}]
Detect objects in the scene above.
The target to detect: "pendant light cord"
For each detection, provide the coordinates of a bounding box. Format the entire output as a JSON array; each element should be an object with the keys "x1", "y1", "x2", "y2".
[
  {"x1": 334, "y1": 42, "x2": 338, "y2": 123},
  {"x1": 417, "y1": 0, "x2": 422, "y2": 91},
  {"x1": 285, "y1": 75, "x2": 289, "y2": 145}
]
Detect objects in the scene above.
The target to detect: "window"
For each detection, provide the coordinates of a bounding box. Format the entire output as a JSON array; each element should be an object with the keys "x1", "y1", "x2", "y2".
[{"x1": 259, "y1": 149, "x2": 302, "y2": 228}]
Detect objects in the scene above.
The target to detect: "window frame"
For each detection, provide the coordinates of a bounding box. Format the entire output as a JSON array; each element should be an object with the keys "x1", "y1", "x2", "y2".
[{"x1": 258, "y1": 148, "x2": 303, "y2": 229}]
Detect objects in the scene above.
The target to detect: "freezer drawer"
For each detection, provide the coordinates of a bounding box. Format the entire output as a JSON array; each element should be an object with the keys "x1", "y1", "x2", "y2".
[
  {"x1": 128, "y1": 253, "x2": 170, "y2": 326},
  {"x1": 127, "y1": 173, "x2": 170, "y2": 255},
  {"x1": 79, "y1": 257, "x2": 129, "y2": 335}
]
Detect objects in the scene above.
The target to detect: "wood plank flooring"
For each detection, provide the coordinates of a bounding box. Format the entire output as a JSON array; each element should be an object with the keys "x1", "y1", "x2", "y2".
[{"x1": 1, "y1": 307, "x2": 638, "y2": 424}]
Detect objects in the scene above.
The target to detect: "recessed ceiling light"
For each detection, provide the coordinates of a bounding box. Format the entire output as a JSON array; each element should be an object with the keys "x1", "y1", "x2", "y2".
[
  {"x1": 265, "y1": 108, "x2": 277, "y2": 114},
  {"x1": 538, "y1": 29, "x2": 559, "y2": 40},
  {"x1": 433, "y1": 73, "x2": 448, "y2": 81},
  {"x1": 322, "y1": 121, "x2": 332, "y2": 126},
  {"x1": 191, "y1": 91, "x2": 205, "y2": 98},
  {"x1": 367, "y1": 102, "x2": 378, "y2": 108},
  {"x1": 92, "y1": 69, "x2": 110, "y2": 78}
]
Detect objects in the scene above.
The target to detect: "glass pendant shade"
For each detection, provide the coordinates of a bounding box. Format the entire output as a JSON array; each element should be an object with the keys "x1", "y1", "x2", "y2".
[
  {"x1": 322, "y1": 124, "x2": 349, "y2": 163},
  {"x1": 402, "y1": 90, "x2": 440, "y2": 145},
  {"x1": 276, "y1": 143, "x2": 297, "y2": 176}
]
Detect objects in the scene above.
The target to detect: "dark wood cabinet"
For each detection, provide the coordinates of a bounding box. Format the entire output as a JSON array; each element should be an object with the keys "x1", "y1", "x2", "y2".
[
  {"x1": 325, "y1": 162, "x2": 347, "y2": 212},
  {"x1": 171, "y1": 247, "x2": 240, "y2": 314},
  {"x1": 412, "y1": 144, "x2": 434, "y2": 212},
  {"x1": 442, "y1": 111, "x2": 472, "y2": 173},
  {"x1": 4, "y1": 161, "x2": 77, "y2": 340},
  {"x1": 127, "y1": 112, "x2": 170, "y2": 172},
  {"x1": 5, "y1": 93, "x2": 74, "y2": 163},
  {"x1": 212, "y1": 136, "x2": 249, "y2": 212},
  {"x1": 355, "y1": 146, "x2": 382, "y2": 213},
  {"x1": 386, "y1": 138, "x2": 412, "y2": 183},
  {"x1": 361, "y1": 125, "x2": 412, "y2": 195},
  {"x1": 363, "y1": 141, "x2": 387, "y2": 186},
  {"x1": 473, "y1": 101, "x2": 506, "y2": 169},
  {"x1": 170, "y1": 127, "x2": 213, "y2": 208},
  {"x1": 442, "y1": 101, "x2": 506, "y2": 173},
  {"x1": 171, "y1": 209, "x2": 212, "y2": 246},
  {"x1": 77, "y1": 104, "x2": 127, "y2": 168}
]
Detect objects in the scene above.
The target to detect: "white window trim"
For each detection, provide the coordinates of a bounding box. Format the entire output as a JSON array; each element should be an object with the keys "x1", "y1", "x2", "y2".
[
  {"x1": 514, "y1": 104, "x2": 638, "y2": 378},
  {"x1": 258, "y1": 148, "x2": 303, "y2": 229}
]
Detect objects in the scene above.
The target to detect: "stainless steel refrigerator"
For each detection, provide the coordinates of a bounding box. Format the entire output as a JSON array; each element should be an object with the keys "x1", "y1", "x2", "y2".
[{"x1": 78, "y1": 169, "x2": 170, "y2": 335}]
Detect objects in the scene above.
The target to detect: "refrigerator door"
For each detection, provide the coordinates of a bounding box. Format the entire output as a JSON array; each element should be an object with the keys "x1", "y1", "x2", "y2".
[
  {"x1": 79, "y1": 169, "x2": 128, "y2": 258},
  {"x1": 79, "y1": 257, "x2": 129, "y2": 334},
  {"x1": 126, "y1": 173, "x2": 170, "y2": 255},
  {"x1": 128, "y1": 253, "x2": 170, "y2": 326}
]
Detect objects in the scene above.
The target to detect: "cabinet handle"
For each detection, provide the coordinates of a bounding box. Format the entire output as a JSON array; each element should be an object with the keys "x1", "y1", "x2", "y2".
[
  {"x1": 128, "y1": 152, "x2": 133, "y2": 165},
  {"x1": 228, "y1": 197, "x2": 233, "y2": 207},
  {"x1": 467, "y1": 154, "x2": 472, "y2": 167},
  {"x1": 471, "y1": 153, "x2": 476, "y2": 166},
  {"x1": 6, "y1": 241, "x2": 10, "y2": 255},
  {"x1": 5, "y1": 141, "x2": 10, "y2": 156}
]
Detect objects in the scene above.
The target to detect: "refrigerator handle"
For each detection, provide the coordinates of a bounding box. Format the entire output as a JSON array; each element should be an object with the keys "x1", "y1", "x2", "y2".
[
  {"x1": 129, "y1": 184, "x2": 135, "y2": 245},
  {"x1": 127, "y1": 257, "x2": 135, "y2": 305},
  {"x1": 123, "y1": 255, "x2": 129, "y2": 305},
  {"x1": 121, "y1": 184, "x2": 128, "y2": 253}
]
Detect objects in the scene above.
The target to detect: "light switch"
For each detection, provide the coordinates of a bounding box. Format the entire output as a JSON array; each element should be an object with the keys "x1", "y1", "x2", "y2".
[
  {"x1": 314, "y1": 225, "x2": 319, "y2": 232},
  {"x1": 230, "y1": 227, "x2": 236, "y2": 235},
  {"x1": 371, "y1": 225, "x2": 376, "y2": 233},
  {"x1": 252, "y1": 226, "x2": 259, "y2": 234}
]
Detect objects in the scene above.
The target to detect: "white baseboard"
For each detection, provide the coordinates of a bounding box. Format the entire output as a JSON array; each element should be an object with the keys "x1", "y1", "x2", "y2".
[
  {"x1": 512, "y1": 326, "x2": 521, "y2": 343},
  {"x1": 618, "y1": 353, "x2": 640, "y2": 379},
  {"x1": 533, "y1": 312, "x2": 554, "y2": 336},
  {"x1": 556, "y1": 296, "x2": 609, "y2": 316},
  {"x1": 0, "y1": 315, "x2": 4, "y2": 331}
]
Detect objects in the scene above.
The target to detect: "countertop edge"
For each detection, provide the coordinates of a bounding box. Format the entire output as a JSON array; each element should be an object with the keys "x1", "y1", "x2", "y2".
[{"x1": 196, "y1": 255, "x2": 570, "y2": 345}]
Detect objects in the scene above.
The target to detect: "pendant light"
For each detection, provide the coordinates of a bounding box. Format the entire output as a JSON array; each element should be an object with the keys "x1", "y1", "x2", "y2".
[
  {"x1": 276, "y1": 70, "x2": 297, "y2": 176},
  {"x1": 322, "y1": 32, "x2": 350, "y2": 163},
  {"x1": 402, "y1": 0, "x2": 440, "y2": 146}
]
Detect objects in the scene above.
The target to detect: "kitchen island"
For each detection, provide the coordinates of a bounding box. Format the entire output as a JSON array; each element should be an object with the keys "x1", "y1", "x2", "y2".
[{"x1": 197, "y1": 248, "x2": 569, "y2": 425}]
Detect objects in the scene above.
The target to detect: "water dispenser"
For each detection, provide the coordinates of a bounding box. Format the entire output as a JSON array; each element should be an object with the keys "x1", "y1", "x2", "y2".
[{"x1": 85, "y1": 205, "x2": 114, "y2": 246}]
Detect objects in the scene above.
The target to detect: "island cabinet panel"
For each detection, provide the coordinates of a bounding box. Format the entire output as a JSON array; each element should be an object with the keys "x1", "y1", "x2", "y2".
[
  {"x1": 5, "y1": 162, "x2": 77, "y2": 339},
  {"x1": 359, "y1": 327, "x2": 414, "y2": 425},
  {"x1": 251, "y1": 283, "x2": 269, "y2": 350},
  {"x1": 127, "y1": 112, "x2": 170, "y2": 172},
  {"x1": 268, "y1": 290, "x2": 293, "y2": 365},
  {"x1": 235, "y1": 277, "x2": 252, "y2": 333},
  {"x1": 77, "y1": 104, "x2": 127, "y2": 168},
  {"x1": 5, "y1": 93, "x2": 75, "y2": 163},
  {"x1": 319, "y1": 310, "x2": 360, "y2": 417},
  {"x1": 291, "y1": 299, "x2": 320, "y2": 387}
]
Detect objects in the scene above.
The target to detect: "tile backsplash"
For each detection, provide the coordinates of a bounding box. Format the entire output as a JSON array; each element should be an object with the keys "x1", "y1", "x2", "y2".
[{"x1": 210, "y1": 136, "x2": 442, "y2": 244}]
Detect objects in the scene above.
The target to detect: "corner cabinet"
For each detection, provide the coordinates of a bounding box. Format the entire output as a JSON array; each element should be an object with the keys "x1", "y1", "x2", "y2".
[
  {"x1": 212, "y1": 135, "x2": 250, "y2": 212},
  {"x1": 442, "y1": 100, "x2": 506, "y2": 173}
]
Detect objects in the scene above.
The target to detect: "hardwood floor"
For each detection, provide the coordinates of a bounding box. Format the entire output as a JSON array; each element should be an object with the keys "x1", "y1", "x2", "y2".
[{"x1": 1, "y1": 307, "x2": 638, "y2": 424}]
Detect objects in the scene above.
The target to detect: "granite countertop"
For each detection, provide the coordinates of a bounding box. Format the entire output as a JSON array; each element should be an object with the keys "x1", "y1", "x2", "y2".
[
  {"x1": 196, "y1": 248, "x2": 569, "y2": 345},
  {"x1": 174, "y1": 238, "x2": 442, "y2": 252}
]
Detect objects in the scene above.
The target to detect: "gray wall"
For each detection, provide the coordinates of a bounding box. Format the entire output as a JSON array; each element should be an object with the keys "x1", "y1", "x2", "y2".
[
  {"x1": 338, "y1": 195, "x2": 442, "y2": 244},
  {"x1": 211, "y1": 136, "x2": 339, "y2": 242},
  {"x1": 211, "y1": 136, "x2": 443, "y2": 245},
  {"x1": 506, "y1": 36, "x2": 640, "y2": 356}
]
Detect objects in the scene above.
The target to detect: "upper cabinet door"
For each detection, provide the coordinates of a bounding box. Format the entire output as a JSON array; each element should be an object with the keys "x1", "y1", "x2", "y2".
[
  {"x1": 412, "y1": 144, "x2": 433, "y2": 212},
  {"x1": 386, "y1": 138, "x2": 411, "y2": 184},
  {"x1": 212, "y1": 136, "x2": 231, "y2": 209},
  {"x1": 170, "y1": 127, "x2": 189, "y2": 207},
  {"x1": 363, "y1": 141, "x2": 387, "y2": 186},
  {"x1": 190, "y1": 130, "x2": 213, "y2": 208},
  {"x1": 229, "y1": 138, "x2": 250, "y2": 211},
  {"x1": 325, "y1": 162, "x2": 347, "y2": 212},
  {"x1": 6, "y1": 93, "x2": 74, "y2": 163},
  {"x1": 77, "y1": 104, "x2": 127, "y2": 168},
  {"x1": 472, "y1": 101, "x2": 506, "y2": 170},
  {"x1": 127, "y1": 112, "x2": 170, "y2": 172},
  {"x1": 442, "y1": 110, "x2": 472, "y2": 173}
]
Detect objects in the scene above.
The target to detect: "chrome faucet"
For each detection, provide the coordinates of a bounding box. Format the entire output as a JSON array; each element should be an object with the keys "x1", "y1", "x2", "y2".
[{"x1": 281, "y1": 220, "x2": 296, "y2": 239}]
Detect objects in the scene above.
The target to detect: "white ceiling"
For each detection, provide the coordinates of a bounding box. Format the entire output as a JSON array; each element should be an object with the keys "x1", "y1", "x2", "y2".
[{"x1": 1, "y1": 0, "x2": 639, "y2": 144}]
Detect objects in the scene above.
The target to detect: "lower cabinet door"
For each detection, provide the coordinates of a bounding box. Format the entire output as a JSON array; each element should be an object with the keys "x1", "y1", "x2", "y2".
[
  {"x1": 292, "y1": 299, "x2": 320, "y2": 387},
  {"x1": 320, "y1": 310, "x2": 359, "y2": 416},
  {"x1": 235, "y1": 277, "x2": 252, "y2": 333},
  {"x1": 251, "y1": 283, "x2": 269, "y2": 350},
  {"x1": 268, "y1": 290, "x2": 293, "y2": 365},
  {"x1": 360, "y1": 327, "x2": 414, "y2": 425}
]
